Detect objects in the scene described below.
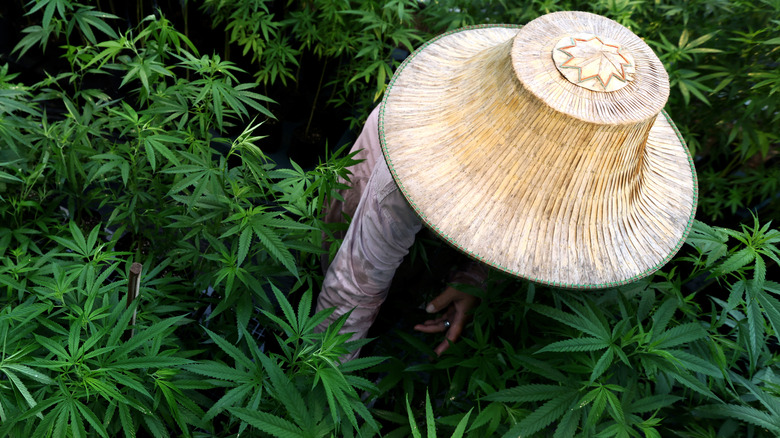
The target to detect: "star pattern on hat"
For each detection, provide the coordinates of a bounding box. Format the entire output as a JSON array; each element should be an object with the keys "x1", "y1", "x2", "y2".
[{"x1": 557, "y1": 37, "x2": 632, "y2": 89}]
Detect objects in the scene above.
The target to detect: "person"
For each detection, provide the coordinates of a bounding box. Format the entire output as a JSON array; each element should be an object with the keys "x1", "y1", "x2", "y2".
[
  {"x1": 315, "y1": 11, "x2": 698, "y2": 360},
  {"x1": 317, "y1": 105, "x2": 488, "y2": 358}
]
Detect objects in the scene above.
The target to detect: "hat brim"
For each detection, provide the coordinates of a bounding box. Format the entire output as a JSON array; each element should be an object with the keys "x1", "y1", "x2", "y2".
[{"x1": 379, "y1": 24, "x2": 698, "y2": 289}]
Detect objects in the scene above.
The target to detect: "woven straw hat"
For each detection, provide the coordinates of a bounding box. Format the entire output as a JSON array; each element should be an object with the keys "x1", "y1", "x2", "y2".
[{"x1": 378, "y1": 11, "x2": 698, "y2": 288}]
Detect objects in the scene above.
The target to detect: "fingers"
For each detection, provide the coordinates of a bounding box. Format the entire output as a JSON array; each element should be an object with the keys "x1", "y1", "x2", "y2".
[
  {"x1": 424, "y1": 286, "x2": 461, "y2": 313},
  {"x1": 413, "y1": 319, "x2": 448, "y2": 333},
  {"x1": 413, "y1": 310, "x2": 453, "y2": 333},
  {"x1": 434, "y1": 339, "x2": 451, "y2": 356},
  {"x1": 413, "y1": 307, "x2": 466, "y2": 355},
  {"x1": 433, "y1": 318, "x2": 464, "y2": 356},
  {"x1": 416, "y1": 286, "x2": 481, "y2": 357}
]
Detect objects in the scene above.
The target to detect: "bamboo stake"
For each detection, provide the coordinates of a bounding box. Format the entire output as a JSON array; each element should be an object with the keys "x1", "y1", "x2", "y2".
[{"x1": 126, "y1": 262, "x2": 142, "y2": 338}]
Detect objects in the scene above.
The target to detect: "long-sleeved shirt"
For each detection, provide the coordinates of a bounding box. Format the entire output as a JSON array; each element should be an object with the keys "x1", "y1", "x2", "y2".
[{"x1": 316, "y1": 106, "x2": 487, "y2": 357}]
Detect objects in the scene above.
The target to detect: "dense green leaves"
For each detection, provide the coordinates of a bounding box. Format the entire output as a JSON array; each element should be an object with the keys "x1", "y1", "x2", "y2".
[
  {"x1": 0, "y1": 1, "x2": 361, "y2": 436},
  {"x1": 2, "y1": 0, "x2": 780, "y2": 436}
]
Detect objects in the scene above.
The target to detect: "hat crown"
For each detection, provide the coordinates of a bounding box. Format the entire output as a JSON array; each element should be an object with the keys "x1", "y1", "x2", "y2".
[
  {"x1": 511, "y1": 11, "x2": 669, "y2": 126},
  {"x1": 552, "y1": 33, "x2": 636, "y2": 92}
]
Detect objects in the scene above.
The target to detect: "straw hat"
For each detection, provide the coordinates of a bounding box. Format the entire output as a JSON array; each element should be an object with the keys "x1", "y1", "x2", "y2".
[{"x1": 378, "y1": 11, "x2": 698, "y2": 289}]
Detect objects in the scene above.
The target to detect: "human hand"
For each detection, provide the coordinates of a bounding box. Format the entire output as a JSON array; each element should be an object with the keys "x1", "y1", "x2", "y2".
[{"x1": 413, "y1": 286, "x2": 479, "y2": 356}]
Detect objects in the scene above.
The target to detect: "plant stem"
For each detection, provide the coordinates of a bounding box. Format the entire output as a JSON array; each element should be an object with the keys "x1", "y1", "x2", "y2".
[
  {"x1": 305, "y1": 59, "x2": 328, "y2": 137},
  {"x1": 327, "y1": 56, "x2": 342, "y2": 103},
  {"x1": 719, "y1": 155, "x2": 743, "y2": 178},
  {"x1": 182, "y1": 0, "x2": 189, "y2": 40},
  {"x1": 184, "y1": 0, "x2": 190, "y2": 80}
]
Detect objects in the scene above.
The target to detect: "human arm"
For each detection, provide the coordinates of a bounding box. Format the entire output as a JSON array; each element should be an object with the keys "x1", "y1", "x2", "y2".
[
  {"x1": 414, "y1": 260, "x2": 487, "y2": 356},
  {"x1": 316, "y1": 136, "x2": 423, "y2": 360}
]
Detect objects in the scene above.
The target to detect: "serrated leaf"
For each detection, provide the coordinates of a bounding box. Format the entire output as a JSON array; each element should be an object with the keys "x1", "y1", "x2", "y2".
[
  {"x1": 319, "y1": 366, "x2": 360, "y2": 430},
  {"x1": 533, "y1": 304, "x2": 608, "y2": 339},
  {"x1": 467, "y1": 402, "x2": 502, "y2": 433},
  {"x1": 580, "y1": 387, "x2": 606, "y2": 428},
  {"x1": 53, "y1": 403, "x2": 69, "y2": 438},
  {"x1": 259, "y1": 309, "x2": 296, "y2": 337},
  {"x1": 84, "y1": 377, "x2": 127, "y2": 404},
  {"x1": 483, "y1": 384, "x2": 570, "y2": 403},
  {"x1": 338, "y1": 355, "x2": 387, "y2": 374},
  {"x1": 74, "y1": 400, "x2": 109, "y2": 438},
  {"x1": 754, "y1": 254, "x2": 766, "y2": 288},
  {"x1": 746, "y1": 298, "x2": 763, "y2": 365},
  {"x1": 142, "y1": 413, "x2": 170, "y2": 438},
  {"x1": 144, "y1": 138, "x2": 156, "y2": 171},
  {"x1": 605, "y1": 389, "x2": 625, "y2": 424},
  {"x1": 250, "y1": 218, "x2": 298, "y2": 277},
  {"x1": 406, "y1": 393, "x2": 422, "y2": 438},
  {"x1": 204, "y1": 384, "x2": 254, "y2": 421},
  {"x1": 118, "y1": 402, "x2": 135, "y2": 438},
  {"x1": 269, "y1": 284, "x2": 298, "y2": 334},
  {"x1": 653, "y1": 322, "x2": 707, "y2": 349},
  {"x1": 106, "y1": 371, "x2": 152, "y2": 400},
  {"x1": 627, "y1": 394, "x2": 682, "y2": 414},
  {"x1": 666, "y1": 350, "x2": 722, "y2": 378},
  {"x1": 68, "y1": 221, "x2": 88, "y2": 255},
  {"x1": 3, "y1": 370, "x2": 37, "y2": 409},
  {"x1": 297, "y1": 289, "x2": 312, "y2": 334},
  {"x1": 425, "y1": 391, "x2": 435, "y2": 438},
  {"x1": 758, "y1": 290, "x2": 780, "y2": 346},
  {"x1": 515, "y1": 393, "x2": 577, "y2": 437},
  {"x1": 715, "y1": 247, "x2": 756, "y2": 276},
  {"x1": 660, "y1": 363, "x2": 719, "y2": 400},
  {"x1": 553, "y1": 405, "x2": 578, "y2": 438},
  {"x1": 651, "y1": 298, "x2": 678, "y2": 338},
  {"x1": 201, "y1": 326, "x2": 254, "y2": 370},
  {"x1": 237, "y1": 227, "x2": 251, "y2": 267},
  {"x1": 110, "y1": 316, "x2": 185, "y2": 360},
  {"x1": 109, "y1": 357, "x2": 193, "y2": 370},
  {"x1": 2, "y1": 364, "x2": 54, "y2": 384},
  {"x1": 726, "y1": 280, "x2": 747, "y2": 312},
  {"x1": 166, "y1": 170, "x2": 208, "y2": 197},
  {"x1": 145, "y1": 135, "x2": 181, "y2": 166},
  {"x1": 590, "y1": 347, "x2": 615, "y2": 382},
  {"x1": 450, "y1": 408, "x2": 473, "y2": 438},
  {"x1": 184, "y1": 361, "x2": 250, "y2": 382},
  {"x1": 344, "y1": 374, "x2": 378, "y2": 393},
  {"x1": 537, "y1": 337, "x2": 609, "y2": 354},
  {"x1": 506, "y1": 352, "x2": 567, "y2": 382},
  {"x1": 731, "y1": 373, "x2": 780, "y2": 416},
  {"x1": 696, "y1": 404, "x2": 780, "y2": 433},
  {"x1": 256, "y1": 351, "x2": 310, "y2": 430}
]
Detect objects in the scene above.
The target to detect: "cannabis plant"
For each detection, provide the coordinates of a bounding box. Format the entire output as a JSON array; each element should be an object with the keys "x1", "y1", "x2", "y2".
[{"x1": 0, "y1": 1, "x2": 364, "y2": 436}]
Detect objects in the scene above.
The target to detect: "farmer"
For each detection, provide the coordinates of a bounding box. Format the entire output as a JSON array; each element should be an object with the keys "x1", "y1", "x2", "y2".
[{"x1": 316, "y1": 11, "x2": 698, "y2": 359}]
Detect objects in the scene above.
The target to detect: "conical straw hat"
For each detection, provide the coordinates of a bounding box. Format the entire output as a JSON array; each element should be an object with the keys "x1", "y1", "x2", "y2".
[{"x1": 379, "y1": 11, "x2": 698, "y2": 288}]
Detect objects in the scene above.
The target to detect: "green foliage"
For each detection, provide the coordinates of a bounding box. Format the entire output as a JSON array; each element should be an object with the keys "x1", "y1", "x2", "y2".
[
  {"x1": 383, "y1": 217, "x2": 780, "y2": 437},
  {"x1": 2, "y1": 0, "x2": 780, "y2": 436},
  {"x1": 200, "y1": 0, "x2": 423, "y2": 128},
  {"x1": 0, "y1": 1, "x2": 363, "y2": 436},
  {"x1": 185, "y1": 289, "x2": 383, "y2": 437},
  {"x1": 404, "y1": 391, "x2": 472, "y2": 438},
  {"x1": 196, "y1": 0, "x2": 780, "y2": 219}
]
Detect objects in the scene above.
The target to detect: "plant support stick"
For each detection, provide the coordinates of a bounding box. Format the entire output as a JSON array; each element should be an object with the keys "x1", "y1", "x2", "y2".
[{"x1": 127, "y1": 262, "x2": 142, "y2": 338}]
